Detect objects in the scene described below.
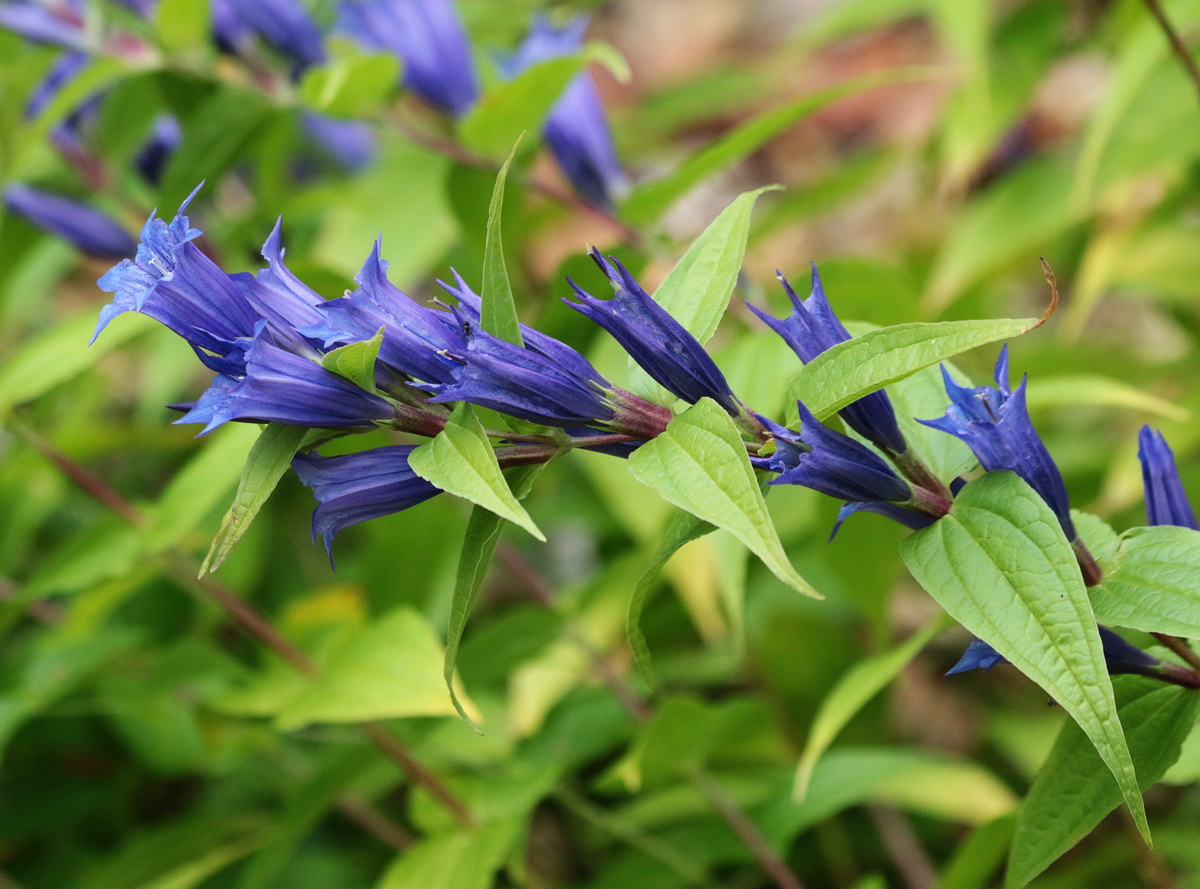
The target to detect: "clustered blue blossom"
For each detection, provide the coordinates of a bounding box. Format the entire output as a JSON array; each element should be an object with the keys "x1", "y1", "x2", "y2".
[{"x1": 2, "y1": 0, "x2": 627, "y2": 259}]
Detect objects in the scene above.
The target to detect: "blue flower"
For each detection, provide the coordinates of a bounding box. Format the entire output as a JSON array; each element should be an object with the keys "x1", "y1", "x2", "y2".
[
  {"x1": 175, "y1": 334, "x2": 396, "y2": 434},
  {"x1": 948, "y1": 628, "x2": 1161, "y2": 678},
  {"x1": 212, "y1": 0, "x2": 326, "y2": 74},
  {"x1": 921, "y1": 346, "x2": 1075, "y2": 539},
  {"x1": 749, "y1": 265, "x2": 906, "y2": 454},
  {"x1": 566, "y1": 250, "x2": 743, "y2": 417},
  {"x1": 756, "y1": 406, "x2": 914, "y2": 506},
  {"x1": 336, "y1": 0, "x2": 479, "y2": 116},
  {"x1": 5, "y1": 183, "x2": 136, "y2": 258},
  {"x1": 304, "y1": 239, "x2": 465, "y2": 385},
  {"x1": 1138, "y1": 426, "x2": 1198, "y2": 530},
  {"x1": 94, "y1": 188, "x2": 261, "y2": 373},
  {"x1": 413, "y1": 315, "x2": 616, "y2": 428},
  {"x1": 293, "y1": 445, "x2": 442, "y2": 556},
  {"x1": 0, "y1": 1, "x2": 88, "y2": 50},
  {"x1": 133, "y1": 114, "x2": 181, "y2": 185},
  {"x1": 502, "y1": 14, "x2": 625, "y2": 207},
  {"x1": 232, "y1": 218, "x2": 328, "y2": 340},
  {"x1": 300, "y1": 113, "x2": 377, "y2": 170}
]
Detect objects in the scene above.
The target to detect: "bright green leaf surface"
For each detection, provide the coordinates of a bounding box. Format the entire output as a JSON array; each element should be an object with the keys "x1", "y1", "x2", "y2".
[
  {"x1": 794, "y1": 614, "x2": 947, "y2": 799},
  {"x1": 409, "y1": 404, "x2": 544, "y2": 540},
  {"x1": 480, "y1": 140, "x2": 522, "y2": 346},
  {"x1": 201, "y1": 424, "x2": 311, "y2": 573},
  {"x1": 1089, "y1": 525, "x2": 1200, "y2": 638},
  {"x1": 277, "y1": 608, "x2": 471, "y2": 728},
  {"x1": 320, "y1": 327, "x2": 384, "y2": 393},
  {"x1": 1006, "y1": 676, "x2": 1200, "y2": 889},
  {"x1": 376, "y1": 818, "x2": 521, "y2": 889},
  {"x1": 787, "y1": 316, "x2": 1039, "y2": 425},
  {"x1": 459, "y1": 56, "x2": 586, "y2": 159},
  {"x1": 154, "y1": 0, "x2": 212, "y2": 56},
  {"x1": 300, "y1": 52, "x2": 400, "y2": 118},
  {"x1": 628, "y1": 398, "x2": 819, "y2": 599},
  {"x1": 900, "y1": 471, "x2": 1147, "y2": 839}
]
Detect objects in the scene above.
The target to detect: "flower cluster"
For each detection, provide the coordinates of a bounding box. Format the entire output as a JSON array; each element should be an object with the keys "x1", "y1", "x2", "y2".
[{"x1": 93, "y1": 178, "x2": 1194, "y2": 686}]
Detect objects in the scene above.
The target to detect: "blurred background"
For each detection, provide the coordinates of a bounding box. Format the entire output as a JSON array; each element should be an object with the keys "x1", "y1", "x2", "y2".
[{"x1": 2, "y1": 0, "x2": 1200, "y2": 887}]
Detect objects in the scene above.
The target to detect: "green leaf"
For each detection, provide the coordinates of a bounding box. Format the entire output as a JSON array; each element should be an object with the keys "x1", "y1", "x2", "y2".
[
  {"x1": 628, "y1": 398, "x2": 820, "y2": 599},
  {"x1": 0, "y1": 311, "x2": 142, "y2": 417},
  {"x1": 320, "y1": 326, "x2": 384, "y2": 393},
  {"x1": 154, "y1": 0, "x2": 212, "y2": 56},
  {"x1": 201, "y1": 424, "x2": 311, "y2": 573},
  {"x1": 1024, "y1": 374, "x2": 1188, "y2": 421},
  {"x1": 443, "y1": 465, "x2": 546, "y2": 726},
  {"x1": 459, "y1": 49, "x2": 604, "y2": 158},
  {"x1": 276, "y1": 608, "x2": 474, "y2": 728},
  {"x1": 872, "y1": 361, "x2": 977, "y2": 481},
  {"x1": 144, "y1": 424, "x2": 260, "y2": 554},
  {"x1": 409, "y1": 404, "x2": 544, "y2": 540},
  {"x1": 627, "y1": 509, "x2": 716, "y2": 680},
  {"x1": 1006, "y1": 676, "x2": 1200, "y2": 889},
  {"x1": 377, "y1": 818, "x2": 522, "y2": 889},
  {"x1": 1089, "y1": 526, "x2": 1200, "y2": 638},
  {"x1": 786, "y1": 315, "x2": 1040, "y2": 425},
  {"x1": 480, "y1": 139, "x2": 523, "y2": 346},
  {"x1": 621, "y1": 68, "x2": 935, "y2": 225},
  {"x1": 900, "y1": 471, "x2": 1148, "y2": 840},
  {"x1": 161, "y1": 87, "x2": 272, "y2": 202},
  {"x1": 299, "y1": 50, "x2": 400, "y2": 118},
  {"x1": 794, "y1": 614, "x2": 948, "y2": 799},
  {"x1": 935, "y1": 814, "x2": 1016, "y2": 889}
]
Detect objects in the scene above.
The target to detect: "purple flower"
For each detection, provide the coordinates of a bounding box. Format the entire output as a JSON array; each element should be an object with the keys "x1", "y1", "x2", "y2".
[
  {"x1": 749, "y1": 265, "x2": 906, "y2": 454},
  {"x1": 304, "y1": 240, "x2": 465, "y2": 385},
  {"x1": 175, "y1": 335, "x2": 395, "y2": 434},
  {"x1": 212, "y1": 0, "x2": 326, "y2": 74},
  {"x1": 502, "y1": 14, "x2": 625, "y2": 207},
  {"x1": 336, "y1": 0, "x2": 479, "y2": 116},
  {"x1": 5, "y1": 183, "x2": 136, "y2": 258},
  {"x1": 293, "y1": 445, "x2": 441, "y2": 555},
  {"x1": 25, "y1": 49, "x2": 88, "y2": 119},
  {"x1": 921, "y1": 346, "x2": 1075, "y2": 539},
  {"x1": 948, "y1": 628, "x2": 1161, "y2": 679},
  {"x1": 756, "y1": 406, "x2": 917, "y2": 509},
  {"x1": 566, "y1": 250, "x2": 743, "y2": 417},
  {"x1": 1138, "y1": 426, "x2": 1198, "y2": 530},
  {"x1": 133, "y1": 114, "x2": 181, "y2": 185},
  {"x1": 413, "y1": 316, "x2": 615, "y2": 428},
  {"x1": 94, "y1": 187, "x2": 260, "y2": 373},
  {"x1": 232, "y1": 218, "x2": 328, "y2": 339},
  {"x1": 300, "y1": 113, "x2": 377, "y2": 170},
  {"x1": 0, "y1": 0, "x2": 88, "y2": 50}
]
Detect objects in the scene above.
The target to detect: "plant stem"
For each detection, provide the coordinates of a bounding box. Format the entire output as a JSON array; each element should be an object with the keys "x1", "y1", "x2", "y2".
[
  {"x1": 12, "y1": 419, "x2": 473, "y2": 828},
  {"x1": 1153, "y1": 633, "x2": 1200, "y2": 674},
  {"x1": 1143, "y1": 0, "x2": 1200, "y2": 104}
]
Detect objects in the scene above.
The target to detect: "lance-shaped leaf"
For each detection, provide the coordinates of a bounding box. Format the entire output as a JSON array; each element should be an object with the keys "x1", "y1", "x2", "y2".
[
  {"x1": 201, "y1": 424, "x2": 313, "y2": 573},
  {"x1": 1007, "y1": 676, "x2": 1200, "y2": 889},
  {"x1": 408, "y1": 404, "x2": 544, "y2": 541},
  {"x1": 1089, "y1": 525, "x2": 1200, "y2": 638},
  {"x1": 481, "y1": 139, "x2": 522, "y2": 346},
  {"x1": 321, "y1": 326, "x2": 384, "y2": 392},
  {"x1": 786, "y1": 316, "x2": 1040, "y2": 425},
  {"x1": 628, "y1": 398, "x2": 819, "y2": 598},
  {"x1": 900, "y1": 471, "x2": 1148, "y2": 841}
]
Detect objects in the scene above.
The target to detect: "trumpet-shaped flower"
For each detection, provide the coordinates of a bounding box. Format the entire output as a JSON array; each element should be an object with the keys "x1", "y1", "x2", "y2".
[
  {"x1": 948, "y1": 628, "x2": 1161, "y2": 678},
  {"x1": 921, "y1": 346, "x2": 1075, "y2": 539},
  {"x1": 1138, "y1": 426, "x2": 1198, "y2": 530},
  {"x1": 566, "y1": 250, "x2": 743, "y2": 417},
  {"x1": 336, "y1": 0, "x2": 479, "y2": 116},
  {"x1": 5, "y1": 184, "x2": 136, "y2": 258},
  {"x1": 749, "y1": 265, "x2": 906, "y2": 454}
]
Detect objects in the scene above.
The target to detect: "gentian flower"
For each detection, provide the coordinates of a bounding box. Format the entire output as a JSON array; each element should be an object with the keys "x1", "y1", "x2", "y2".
[
  {"x1": 749, "y1": 265, "x2": 906, "y2": 455},
  {"x1": 921, "y1": 346, "x2": 1075, "y2": 539},
  {"x1": 133, "y1": 114, "x2": 181, "y2": 185},
  {"x1": 5, "y1": 183, "x2": 136, "y2": 258},
  {"x1": 293, "y1": 445, "x2": 442, "y2": 555},
  {"x1": 94, "y1": 188, "x2": 261, "y2": 373},
  {"x1": 336, "y1": 0, "x2": 479, "y2": 116},
  {"x1": 175, "y1": 334, "x2": 396, "y2": 434},
  {"x1": 755, "y1": 406, "x2": 937, "y2": 537},
  {"x1": 566, "y1": 250, "x2": 744, "y2": 418},
  {"x1": 232, "y1": 218, "x2": 328, "y2": 339},
  {"x1": 1138, "y1": 426, "x2": 1198, "y2": 530},
  {"x1": 300, "y1": 113, "x2": 377, "y2": 170},
  {"x1": 0, "y1": 0, "x2": 88, "y2": 49},
  {"x1": 502, "y1": 14, "x2": 625, "y2": 207},
  {"x1": 212, "y1": 0, "x2": 325, "y2": 74},
  {"x1": 413, "y1": 315, "x2": 616, "y2": 428},
  {"x1": 304, "y1": 239, "x2": 466, "y2": 385},
  {"x1": 948, "y1": 628, "x2": 1162, "y2": 679}
]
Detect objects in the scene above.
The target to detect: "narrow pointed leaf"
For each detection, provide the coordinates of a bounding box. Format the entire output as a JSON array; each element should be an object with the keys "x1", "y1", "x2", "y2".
[
  {"x1": 409, "y1": 404, "x2": 544, "y2": 541},
  {"x1": 900, "y1": 471, "x2": 1148, "y2": 840},
  {"x1": 1006, "y1": 676, "x2": 1200, "y2": 889},
  {"x1": 480, "y1": 139, "x2": 522, "y2": 346},
  {"x1": 1089, "y1": 525, "x2": 1200, "y2": 638},
  {"x1": 628, "y1": 398, "x2": 820, "y2": 598}
]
